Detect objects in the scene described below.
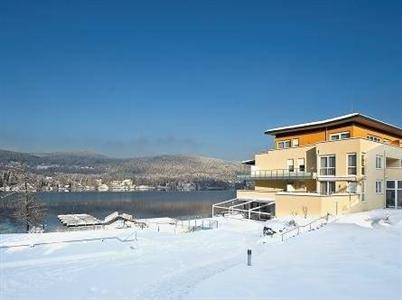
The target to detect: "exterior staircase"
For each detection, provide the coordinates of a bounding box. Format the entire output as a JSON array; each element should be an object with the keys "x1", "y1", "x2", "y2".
[{"x1": 279, "y1": 214, "x2": 333, "y2": 242}]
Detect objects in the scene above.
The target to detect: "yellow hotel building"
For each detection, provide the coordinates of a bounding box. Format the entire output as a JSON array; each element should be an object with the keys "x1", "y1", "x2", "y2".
[{"x1": 213, "y1": 113, "x2": 402, "y2": 219}]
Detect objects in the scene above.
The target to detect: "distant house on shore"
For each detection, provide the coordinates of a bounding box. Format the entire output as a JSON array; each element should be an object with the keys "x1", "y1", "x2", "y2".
[{"x1": 97, "y1": 183, "x2": 109, "y2": 192}]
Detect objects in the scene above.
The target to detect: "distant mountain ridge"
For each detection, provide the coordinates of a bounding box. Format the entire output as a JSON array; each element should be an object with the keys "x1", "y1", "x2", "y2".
[{"x1": 0, "y1": 149, "x2": 248, "y2": 187}]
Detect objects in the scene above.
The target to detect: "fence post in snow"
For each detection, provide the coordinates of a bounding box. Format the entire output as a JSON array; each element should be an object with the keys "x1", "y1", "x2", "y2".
[{"x1": 247, "y1": 249, "x2": 252, "y2": 266}]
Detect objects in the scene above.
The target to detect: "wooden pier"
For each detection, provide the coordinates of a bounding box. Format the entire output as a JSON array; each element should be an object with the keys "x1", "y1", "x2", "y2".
[{"x1": 58, "y1": 211, "x2": 145, "y2": 229}]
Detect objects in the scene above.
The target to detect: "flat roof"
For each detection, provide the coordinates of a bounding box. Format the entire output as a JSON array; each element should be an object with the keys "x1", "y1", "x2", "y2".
[{"x1": 264, "y1": 113, "x2": 402, "y2": 138}]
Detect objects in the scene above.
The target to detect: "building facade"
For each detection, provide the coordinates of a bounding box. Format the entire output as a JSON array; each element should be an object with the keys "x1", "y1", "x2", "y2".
[{"x1": 237, "y1": 113, "x2": 402, "y2": 218}]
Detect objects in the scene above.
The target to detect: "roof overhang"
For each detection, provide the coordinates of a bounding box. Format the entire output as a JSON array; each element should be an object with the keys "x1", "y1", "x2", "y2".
[
  {"x1": 241, "y1": 159, "x2": 255, "y2": 165},
  {"x1": 264, "y1": 113, "x2": 402, "y2": 138}
]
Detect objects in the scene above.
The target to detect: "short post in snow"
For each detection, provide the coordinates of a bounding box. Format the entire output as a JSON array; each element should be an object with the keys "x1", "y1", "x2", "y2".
[{"x1": 247, "y1": 249, "x2": 252, "y2": 266}]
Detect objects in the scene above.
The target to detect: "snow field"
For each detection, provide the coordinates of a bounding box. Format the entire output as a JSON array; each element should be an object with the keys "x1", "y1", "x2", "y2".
[{"x1": 1, "y1": 210, "x2": 401, "y2": 300}]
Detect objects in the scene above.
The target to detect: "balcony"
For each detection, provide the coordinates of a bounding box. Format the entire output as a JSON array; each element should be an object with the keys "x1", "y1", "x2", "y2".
[{"x1": 238, "y1": 169, "x2": 315, "y2": 180}]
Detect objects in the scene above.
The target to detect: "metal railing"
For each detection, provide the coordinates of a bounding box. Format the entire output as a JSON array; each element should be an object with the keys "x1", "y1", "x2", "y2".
[
  {"x1": 238, "y1": 169, "x2": 314, "y2": 180},
  {"x1": 279, "y1": 214, "x2": 331, "y2": 242},
  {"x1": 0, "y1": 231, "x2": 138, "y2": 249}
]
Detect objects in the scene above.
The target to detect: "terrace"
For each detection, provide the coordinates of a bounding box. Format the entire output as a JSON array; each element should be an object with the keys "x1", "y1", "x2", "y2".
[{"x1": 238, "y1": 168, "x2": 315, "y2": 180}]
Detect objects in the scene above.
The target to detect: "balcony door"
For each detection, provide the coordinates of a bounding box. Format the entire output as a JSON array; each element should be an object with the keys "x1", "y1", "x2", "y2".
[
  {"x1": 320, "y1": 181, "x2": 336, "y2": 195},
  {"x1": 386, "y1": 181, "x2": 402, "y2": 208}
]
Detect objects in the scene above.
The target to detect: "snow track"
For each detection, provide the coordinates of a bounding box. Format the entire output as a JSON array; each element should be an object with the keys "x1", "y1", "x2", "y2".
[{"x1": 136, "y1": 255, "x2": 241, "y2": 300}]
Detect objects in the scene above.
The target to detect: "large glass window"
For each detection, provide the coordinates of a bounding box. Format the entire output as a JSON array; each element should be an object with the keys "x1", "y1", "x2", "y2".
[
  {"x1": 386, "y1": 181, "x2": 396, "y2": 208},
  {"x1": 386, "y1": 181, "x2": 402, "y2": 208},
  {"x1": 347, "y1": 153, "x2": 357, "y2": 175},
  {"x1": 321, "y1": 181, "x2": 336, "y2": 194},
  {"x1": 320, "y1": 155, "x2": 336, "y2": 175}
]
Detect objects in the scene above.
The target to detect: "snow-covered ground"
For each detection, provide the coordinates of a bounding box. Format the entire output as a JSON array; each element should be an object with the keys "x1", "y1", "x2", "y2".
[{"x1": 1, "y1": 210, "x2": 401, "y2": 300}]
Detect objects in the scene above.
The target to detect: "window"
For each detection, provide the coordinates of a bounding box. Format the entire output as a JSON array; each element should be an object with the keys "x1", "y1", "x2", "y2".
[
  {"x1": 376, "y1": 180, "x2": 383, "y2": 194},
  {"x1": 347, "y1": 153, "x2": 357, "y2": 175},
  {"x1": 367, "y1": 135, "x2": 381, "y2": 143},
  {"x1": 385, "y1": 180, "x2": 401, "y2": 208},
  {"x1": 330, "y1": 132, "x2": 350, "y2": 141},
  {"x1": 287, "y1": 159, "x2": 294, "y2": 172},
  {"x1": 298, "y1": 158, "x2": 305, "y2": 172},
  {"x1": 347, "y1": 182, "x2": 357, "y2": 193},
  {"x1": 291, "y1": 138, "x2": 299, "y2": 147},
  {"x1": 321, "y1": 181, "x2": 336, "y2": 194},
  {"x1": 330, "y1": 134, "x2": 339, "y2": 141},
  {"x1": 361, "y1": 153, "x2": 365, "y2": 175},
  {"x1": 277, "y1": 140, "x2": 291, "y2": 149},
  {"x1": 387, "y1": 181, "x2": 395, "y2": 189},
  {"x1": 320, "y1": 155, "x2": 336, "y2": 175},
  {"x1": 376, "y1": 155, "x2": 383, "y2": 169}
]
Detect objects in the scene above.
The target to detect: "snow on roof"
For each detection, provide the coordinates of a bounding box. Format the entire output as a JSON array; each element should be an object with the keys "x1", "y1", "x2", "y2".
[
  {"x1": 264, "y1": 113, "x2": 402, "y2": 135},
  {"x1": 265, "y1": 113, "x2": 359, "y2": 134}
]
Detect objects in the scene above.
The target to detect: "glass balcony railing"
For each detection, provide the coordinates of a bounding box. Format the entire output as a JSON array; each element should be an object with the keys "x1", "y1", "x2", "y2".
[{"x1": 238, "y1": 169, "x2": 315, "y2": 180}]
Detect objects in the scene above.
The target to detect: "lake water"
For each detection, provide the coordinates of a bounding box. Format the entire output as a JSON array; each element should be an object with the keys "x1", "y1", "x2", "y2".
[{"x1": 0, "y1": 191, "x2": 235, "y2": 233}]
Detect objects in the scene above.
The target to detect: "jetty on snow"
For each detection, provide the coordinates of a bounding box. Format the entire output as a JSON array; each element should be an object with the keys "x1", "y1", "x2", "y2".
[{"x1": 58, "y1": 211, "x2": 146, "y2": 229}]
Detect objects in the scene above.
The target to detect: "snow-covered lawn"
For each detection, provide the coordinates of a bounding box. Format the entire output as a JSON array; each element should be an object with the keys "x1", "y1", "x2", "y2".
[{"x1": 1, "y1": 210, "x2": 401, "y2": 300}]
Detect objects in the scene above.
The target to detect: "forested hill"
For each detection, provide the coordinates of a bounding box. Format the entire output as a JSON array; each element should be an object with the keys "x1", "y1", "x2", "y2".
[{"x1": 0, "y1": 149, "x2": 249, "y2": 189}]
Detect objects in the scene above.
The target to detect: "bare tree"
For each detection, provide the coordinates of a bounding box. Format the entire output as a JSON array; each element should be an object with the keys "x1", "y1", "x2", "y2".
[{"x1": 13, "y1": 182, "x2": 47, "y2": 232}]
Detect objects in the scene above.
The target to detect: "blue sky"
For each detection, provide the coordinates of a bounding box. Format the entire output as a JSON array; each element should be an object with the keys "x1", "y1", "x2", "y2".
[{"x1": 1, "y1": 0, "x2": 401, "y2": 160}]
